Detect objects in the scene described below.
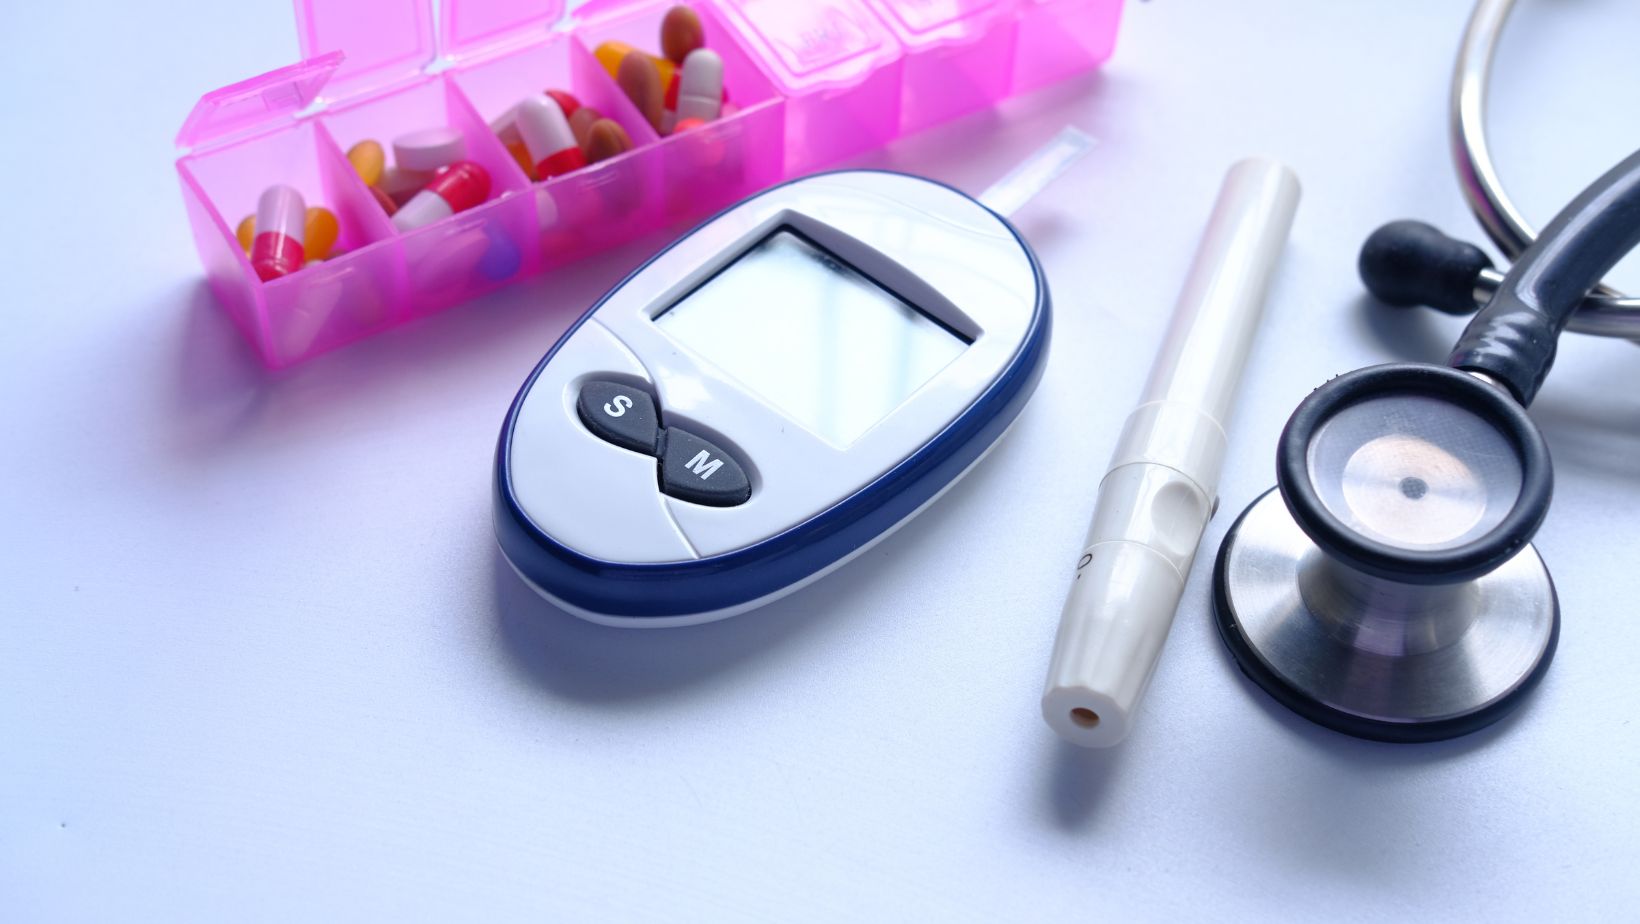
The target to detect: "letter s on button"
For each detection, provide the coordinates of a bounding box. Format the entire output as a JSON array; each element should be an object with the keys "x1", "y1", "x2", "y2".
[{"x1": 577, "y1": 381, "x2": 660, "y2": 455}]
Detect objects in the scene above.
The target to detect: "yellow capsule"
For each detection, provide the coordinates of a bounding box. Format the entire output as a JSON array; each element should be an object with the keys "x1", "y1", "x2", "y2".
[
  {"x1": 652, "y1": 55, "x2": 676, "y2": 89},
  {"x1": 347, "y1": 139, "x2": 385, "y2": 186},
  {"x1": 593, "y1": 40, "x2": 675, "y2": 88},
  {"x1": 304, "y1": 206, "x2": 340, "y2": 261},
  {"x1": 237, "y1": 207, "x2": 340, "y2": 261},
  {"x1": 506, "y1": 139, "x2": 538, "y2": 181},
  {"x1": 594, "y1": 40, "x2": 638, "y2": 80}
]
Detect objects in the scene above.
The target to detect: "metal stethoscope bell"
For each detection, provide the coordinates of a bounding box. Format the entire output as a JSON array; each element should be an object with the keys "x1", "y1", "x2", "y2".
[{"x1": 1213, "y1": 364, "x2": 1559, "y2": 742}]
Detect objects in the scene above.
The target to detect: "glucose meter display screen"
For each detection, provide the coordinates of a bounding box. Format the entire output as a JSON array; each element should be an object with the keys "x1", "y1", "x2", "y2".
[{"x1": 656, "y1": 230, "x2": 970, "y2": 445}]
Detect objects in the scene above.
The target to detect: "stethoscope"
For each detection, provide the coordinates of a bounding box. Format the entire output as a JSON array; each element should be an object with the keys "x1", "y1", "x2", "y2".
[{"x1": 1213, "y1": 0, "x2": 1640, "y2": 742}]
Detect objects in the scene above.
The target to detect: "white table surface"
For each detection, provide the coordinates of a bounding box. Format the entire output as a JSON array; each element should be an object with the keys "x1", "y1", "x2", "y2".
[{"x1": 5, "y1": 1, "x2": 1640, "y2": 920}]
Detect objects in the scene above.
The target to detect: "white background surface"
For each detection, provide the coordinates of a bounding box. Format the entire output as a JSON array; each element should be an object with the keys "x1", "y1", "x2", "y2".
[{"x1": 4, "y1": 1, "x2": 1640, "y2": 920}]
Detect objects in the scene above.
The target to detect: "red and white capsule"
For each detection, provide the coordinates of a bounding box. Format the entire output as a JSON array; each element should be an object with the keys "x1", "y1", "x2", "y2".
[
  {"x1": 391, "y1": 161, "x2": 492, "y2": 232},
  {"x1": 675, "y1": 49, "x2": 724, "y2": 126},
  {"x1": 662, "y1": 73, "x2": 680, "y2": 134},
  {"x1": 516, "y1": 96, "x2": 587, "y2": 180},
  {"x1": 250, "y1": 184, "x2": 306, "y2": 281},
  {"x1": 492, "y1": 91, "x2": 580, "y2": 146},
  {"x1": 544, "y1": 89, "x2": 581, "y2": 120}
]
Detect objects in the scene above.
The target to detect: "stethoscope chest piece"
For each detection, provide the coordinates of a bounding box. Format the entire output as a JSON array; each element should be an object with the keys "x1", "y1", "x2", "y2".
[
  {"x1": 1212, "y1": 0, "x2": 1640, "y2": 743},
  {"x1": 1214, "y1": 364, "x2": 1559, "y2": 742}
]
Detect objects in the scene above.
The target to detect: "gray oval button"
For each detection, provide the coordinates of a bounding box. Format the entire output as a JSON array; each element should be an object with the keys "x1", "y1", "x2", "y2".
[
  {"x1": 659, "y1": 428, "x2": 751, "y2": 507},
  {"x1": 577, "y1": 380, "x2": 660, "y2": 456}
]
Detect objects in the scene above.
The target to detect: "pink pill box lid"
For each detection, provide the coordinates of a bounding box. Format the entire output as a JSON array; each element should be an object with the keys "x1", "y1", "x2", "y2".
[
  {"x1": 713, "y1": 0, "x2": 902, "y2": 93},
  {"x1": 861, "y1": 0, "x2": 1017, "y2": 47},
  {"x1": 439, "y1": 0, "x2": 569, "y2": 61},
  {"x1": 176, "y1": 52, "x2": 343, "y2": 149},
  {"x1": 178, "y1": 0, "x2": 573, "y2": 149}
]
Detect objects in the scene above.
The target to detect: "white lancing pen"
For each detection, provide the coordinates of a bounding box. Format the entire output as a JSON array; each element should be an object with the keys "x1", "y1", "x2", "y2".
[{"x1": 1042, "y1": 158, "x2": 1300, "y2": 747}]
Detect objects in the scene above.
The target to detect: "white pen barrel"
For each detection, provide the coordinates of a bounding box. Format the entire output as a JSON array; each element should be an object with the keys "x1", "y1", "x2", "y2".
[
  {"x1": 1043, "y1": 159, "x2": 1300, "y2": 747},
  {"x1": 1140, "y1": 159, "x2": 1301, "y2": 428}
]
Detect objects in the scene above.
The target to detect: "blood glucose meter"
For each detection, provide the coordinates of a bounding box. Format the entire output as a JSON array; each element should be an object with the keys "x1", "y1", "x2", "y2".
[{"x1": 495, "y1": 171, "x2": 1050, "y2": 626}]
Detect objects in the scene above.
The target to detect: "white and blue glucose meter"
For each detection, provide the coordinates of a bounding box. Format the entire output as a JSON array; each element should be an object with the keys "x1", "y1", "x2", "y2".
[{"x1": 495, "y1": 171, "x2": 1050, "y2": 626}]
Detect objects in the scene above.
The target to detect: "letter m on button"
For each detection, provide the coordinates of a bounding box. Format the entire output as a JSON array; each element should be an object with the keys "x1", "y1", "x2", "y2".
[{"x1": 685, "y1": 450, "x2": 723, "y2": 480}]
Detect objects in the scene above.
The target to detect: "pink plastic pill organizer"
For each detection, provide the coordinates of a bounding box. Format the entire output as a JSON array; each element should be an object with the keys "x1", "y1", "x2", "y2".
[{"x1": 176, "y1": 0, "x2": 1123, "y2": 367}]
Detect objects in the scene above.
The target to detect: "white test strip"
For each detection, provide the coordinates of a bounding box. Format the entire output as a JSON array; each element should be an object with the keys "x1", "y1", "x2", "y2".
[{"x1": 978, "y1": 127, "x2": 1096, "y2": 218}]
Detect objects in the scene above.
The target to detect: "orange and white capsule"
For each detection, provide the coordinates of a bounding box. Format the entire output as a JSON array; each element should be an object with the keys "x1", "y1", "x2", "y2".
[
  {"x1": 250, "y1": 184, "x2": 306, "y2": 281},
  {"x1": 516, "y1": 96, "x2": 587, "y2": 180},
  {"x1": 675, "y1": 49, "x2": 724, "y2": 126},
  {"x1": 391, "y1": 161, "x2": 492, "y2": 232}
]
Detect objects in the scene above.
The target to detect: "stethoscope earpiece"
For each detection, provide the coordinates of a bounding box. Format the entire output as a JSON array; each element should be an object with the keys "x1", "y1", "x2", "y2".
[
  {"x1": 1358, "y1": 221, "x2": 1493, "y2": 316},
  {"x1": 1214, "y1": 364, "x2": 1559, "y2": 742},
  {"x1": 1358, "y1": 219, "x2": 1640, "y2": 336}
]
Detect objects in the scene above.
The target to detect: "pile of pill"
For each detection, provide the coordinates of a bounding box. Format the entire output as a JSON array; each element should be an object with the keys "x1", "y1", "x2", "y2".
[
  {"x1": 491, "y1": 90, "x2": 611, "y2": 183},
  {"x1": 239, "y1": 7, "x2": 717, "y2": 282},
  {"x1": 601, "y1": 6, "x2": 727, "y2": 137},
  {"x1": 239, "y1": 129, "x2": 494, "y2": 282},
  {"x1": 348, "y1": 130, "x2": 493, "y2": 234},
  {"x1": 485, "y1": 5, "x2": 728, "y2": 186}
]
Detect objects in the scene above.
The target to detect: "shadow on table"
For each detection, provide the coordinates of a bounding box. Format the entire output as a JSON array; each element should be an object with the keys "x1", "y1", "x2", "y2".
[
  {"x1": 1351, "y1": 292, "x2": 1459, "y2": 365},
  {"x1": 1203, "y1": 602, "x2": 1551, "y2": 876},
  {"x1": 1530, "y1": 384, "x2": 1640, "y2": 482},
  {"x1": 490, "y1": 549, "x2": 836, "y2": 704},
  {"x1": 490, "y1": 418, "x2": 1029, "y2": 705},
  {"x1": 1043, "y1": 740, "x2": 1131, "y2": 832}
]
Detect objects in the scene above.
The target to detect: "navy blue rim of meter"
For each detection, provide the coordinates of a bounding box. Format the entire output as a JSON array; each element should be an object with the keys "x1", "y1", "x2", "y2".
[{"x1": 493, "y1": 170, "x2": 1052, "y2": 620}]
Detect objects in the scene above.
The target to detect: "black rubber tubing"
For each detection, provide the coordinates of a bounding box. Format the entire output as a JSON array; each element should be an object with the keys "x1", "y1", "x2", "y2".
[{"x1": 1450, "y1": 146, "x2": 1640, "y2": 404}]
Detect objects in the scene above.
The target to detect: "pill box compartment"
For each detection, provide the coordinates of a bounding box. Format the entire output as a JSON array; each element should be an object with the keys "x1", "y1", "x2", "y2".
[
  {"x1": 178, "y1": 97, "x2": 404, "y2": 367},
  {"x1": 861, "y1": 0, "x2": 1018, "y2": 133},
  {"x1": 713, "y1": 0, "x2": 904, "y2": 175},
  {"x1": 1013, "y1": 0, "x2": 1123, "y2": 94},
  {"x1": 321, "y1": 77, "x2": 539, "y2": 318},
  {"x1": 570, "y1": 0, "x2": 786, "y2": 222},
  {"x1": 445, "y1": 28, "x2": 668, "y2": 268}
]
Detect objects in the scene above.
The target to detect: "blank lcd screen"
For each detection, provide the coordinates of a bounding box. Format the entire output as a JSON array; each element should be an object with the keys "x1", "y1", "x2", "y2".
[{"x1": 654, "y1": 230, "x2": 969, "y2": 445}]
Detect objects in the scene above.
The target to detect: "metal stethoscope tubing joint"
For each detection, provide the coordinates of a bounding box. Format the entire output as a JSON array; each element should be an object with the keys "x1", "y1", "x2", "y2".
[
  {"x1": 1215, "y1": 0, "x2": 1640, "y2": 741},
  {"x1": 1358, "y1": 0, "x2": 1640, "y2": 339}
]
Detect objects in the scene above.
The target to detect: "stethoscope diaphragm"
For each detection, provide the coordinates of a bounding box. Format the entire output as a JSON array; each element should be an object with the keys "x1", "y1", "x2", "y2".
[
  {"x1": 1307, "y1": 391, "x2": 1524, "y2": 553},
  {"x1": 1214, "y1": 365, "x2": 1559, "y2": 742}
]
